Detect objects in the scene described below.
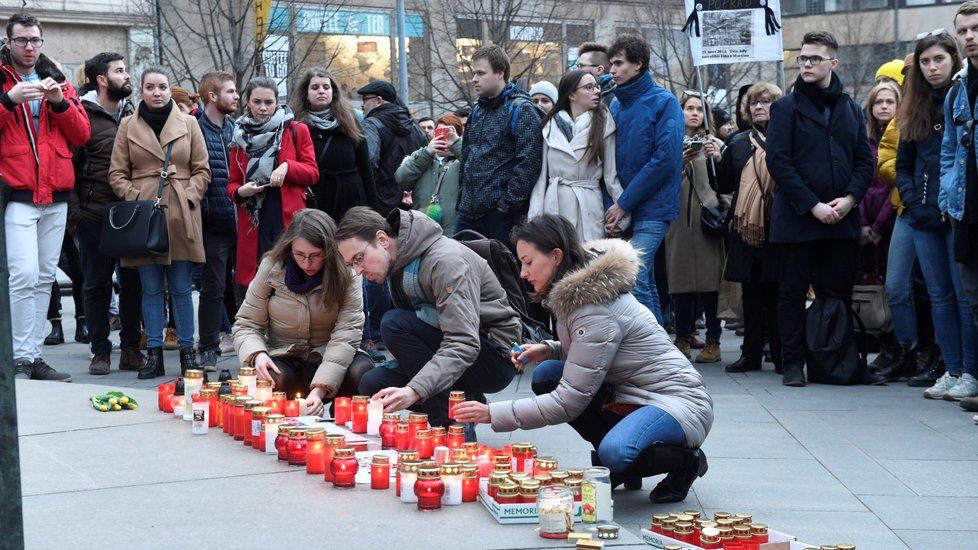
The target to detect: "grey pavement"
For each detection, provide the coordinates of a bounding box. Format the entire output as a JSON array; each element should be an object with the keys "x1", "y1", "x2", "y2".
[{"x1": 13, "y1": 314, "x2": 978, "y2": 549}]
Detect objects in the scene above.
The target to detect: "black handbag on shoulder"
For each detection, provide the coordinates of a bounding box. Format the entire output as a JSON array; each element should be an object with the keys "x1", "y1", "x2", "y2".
[{"x1": 99, "y1": 142, "x2": 173, "y2": 259}]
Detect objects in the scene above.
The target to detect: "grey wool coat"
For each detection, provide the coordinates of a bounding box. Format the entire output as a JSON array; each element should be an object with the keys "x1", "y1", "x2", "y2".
[{"x1": 489, "y1": 239, "x2": 714, "y2": 448}]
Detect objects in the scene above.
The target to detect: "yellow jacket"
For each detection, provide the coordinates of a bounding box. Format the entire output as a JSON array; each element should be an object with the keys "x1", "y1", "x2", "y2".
[{"x1": 877, "y1": 118, "x2": 904, "y2": 213}]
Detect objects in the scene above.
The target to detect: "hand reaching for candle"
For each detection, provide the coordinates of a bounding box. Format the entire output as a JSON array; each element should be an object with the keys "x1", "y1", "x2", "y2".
[
  {"x1": 253, "y1": 352, "x2": 281, "y2": 386},
  {"x1": 304, "y1": 388, "x2": 325, "y2": 417},
  {"x1": 453, "y1": 401, "x2": 490, "y2": 424},
  {"x1": 373, "y1": 386, "x2": 420, "y2": 413}
]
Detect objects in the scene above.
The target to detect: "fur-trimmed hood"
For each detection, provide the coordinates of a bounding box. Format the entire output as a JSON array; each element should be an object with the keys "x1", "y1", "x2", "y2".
[
  {"x1": 546, "y1": 238, "x2": 639, "y2": 319},
  {"x1": 0, "y1": 47, "x2": 66, "y2": 83}
]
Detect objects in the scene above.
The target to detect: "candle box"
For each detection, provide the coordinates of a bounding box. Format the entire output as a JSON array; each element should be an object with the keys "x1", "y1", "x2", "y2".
[
  {"x1": 639, "y1": 528, "x2": 799, "y2": 550},
  {"x1": 478, "y1": 479, "x2": 583, "y2": 525}
]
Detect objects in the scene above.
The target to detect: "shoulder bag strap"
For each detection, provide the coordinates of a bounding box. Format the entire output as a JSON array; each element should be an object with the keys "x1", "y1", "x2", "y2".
[{"x1": 156, "y1": 142, "x2": 175, "y2": 205}]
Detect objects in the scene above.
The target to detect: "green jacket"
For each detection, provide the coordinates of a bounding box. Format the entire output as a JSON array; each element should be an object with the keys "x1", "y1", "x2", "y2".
[{"x1": 395, "y1": 140, "x2": 461, "y2": 235}]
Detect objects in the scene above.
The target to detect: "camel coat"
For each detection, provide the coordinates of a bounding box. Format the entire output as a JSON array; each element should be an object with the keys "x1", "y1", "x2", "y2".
[
  {"x1": 108, "y1": 103, "x2": 210, "y2": 266},
  {"x1": 528, "y1": 112, "x2": 628, "y2": 242}
]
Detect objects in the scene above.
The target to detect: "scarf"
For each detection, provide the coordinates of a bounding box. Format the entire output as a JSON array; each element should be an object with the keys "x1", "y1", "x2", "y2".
[
  {"x1": 306, "y1": 108, "x2": 340, "y2": 131},
  {"x1": 233, "y1": 106, "x2": 293, "y2": 229},
  {"x1": 284, "y1": 256, "x2": 323, "y2": 294},
  {"x1": 138, "y1": 100, "x2": 173, "y2": 139},
  {"x1": 733, "y1": 127, "x2": 775, "y2": 247},
  {"x1": 793, "y1": 73, "x2": 844, "y2": 113}
]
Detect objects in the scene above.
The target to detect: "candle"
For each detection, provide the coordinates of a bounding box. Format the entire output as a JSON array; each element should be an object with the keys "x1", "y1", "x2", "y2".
[
  {"x1": 366, "y1": 398, "x2": 384, "y2": 435},
  {"x1": 243, "y1": 400, "x2": 262, "y2": 447},
  {"x1": 322, "y1": 435, "x2": 346, "y2": 482},
  {"x1": 275, "y1": 425, "x2": 292, "y2": 461},
  {"x1": 333, "y1": 396, "x2": 351, "y2": 425},
  {"x1": 433, "y1": 446, "x2": 450, "y2": 465},
  {"x1": 566, "y1": 478, "x2": 582, "y2": 502},
  {"x1": 371, "y1": 455, "x2": 391, "y2": 490},
  {"x1": 263, "y1": 414, "x2": 284, "y2": 454},
  {"x1": 380, "y1": 413, "x2": 400, "y2": 449},
  {"x1": 191, "y1": 399, "x2": 208, "y2": 435},
  {"x1": 305, "y1": 427, "x2": 327, "y2": 475},
  {"x1": 283, "y1": 397, "x2": 300, "y2": 418},
  {"x1": 230, "y1": 381, "x2": 247, "y2": 396},
  {"x1": 251, "y1": 407, "x2": 271, "y2": 450},
  {"x1": 396, "y1": 451, "x2": 419, "y2": 497},
  {"x1": 218, "y1": 394, "x2": 230, "y2": 430},
  {"x1": 439, "y1": 463, "x2": 462, "y2": 506},
  {"x1": 330, "y1": 447, "x2": 358, "y2": 488},
  {"x1": 287, "y1": 427, "x2": 308, "y2": 466},
  {"x1": 463, "y1": 442, "x2": 478, "y2": 462},
  {"x1": 399, "y1": 461, "x2": 421, "y2": 503},
  {"x1": 204, "y1": 389, "x2": 220, "y2": 427},
  {"x1": 533, "y1": 456, "x2": 558, "y2": 478},
  {"x1": 414, "y1": 467, "x2": 445, "y2": 511},
  {"x1": 446, "y1": 425, "x2": 465, "y2": 449},
  {"x1": 231, "y1": 397, "x2": 247, "y2": 440},
  {"x1": 476, "y1": 447, "x2": 495, "y2": 478},
  {"x1": 519, "y1": 480, "x2": 540, "y2": 504},
  {"x1": 451, "y1": 448, "x2": 469, "y2": 464},
  {"x1": 183, "y1": 370, "x2": 204, "y2": 421},
  {"x1": 461, "y1": 465, "x2": 479, "y2": 502},
  {"x1": 448, "y1": 390, "x2": 464, "y2": 420},
  {"x1": 238, "y1": 366, "x2": 257, "y2": 396},
  {"x1": 751, "y1": 524, "x2": 768, "y2": 543},
  {"x1": 511, "y1": 442, "x2": 536, "y2": 473},
  {"x1": 395, "y1": 421, "x2": 410, "y2": 451},
  {"x1": 407, "y1": 413, "x2": 428, "y2": 448},
  {"x1": 351, "y1": 395, "x2": 369, "y2": 434},
  {"x1": 268, "y1": 391, "x2": 287, "y2": 415},
  {"x1": 495, "y1": 482, "x2": 519, "y2": 504},
  {"x1": 415, "y1": 429, "x2": 434, "y2": 459},
  {"x1": 430, "y1": 426, "x2": 446, "y2": 448},
  {"x1": 537, "y1": 486, "x2": 574, "y2": 539},
  {"x1": 254, "y1": 378, "x2": 272, "y2": 402},
  {"x1": 158, "y1": 380, "x2": 175, "y2": 412}
]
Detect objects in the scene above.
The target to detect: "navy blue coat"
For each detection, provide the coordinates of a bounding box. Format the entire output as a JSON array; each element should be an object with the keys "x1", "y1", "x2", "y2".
[
  {"x1": 764, "y1": 90, "x2": 873, "y2": 243},
  {"x1": 195, "y1": 110, "x2": 236, "y2": 237},
  {"x1": 896, "y1": 128, "x2": 945, "y2": 230}
]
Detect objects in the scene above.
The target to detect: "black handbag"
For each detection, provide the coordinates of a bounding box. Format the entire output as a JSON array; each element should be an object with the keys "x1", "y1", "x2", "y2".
[
  {"x1": 99, "y1": 142, "x2": 174, "y2": 259},
  {"x1": 700, "y1": 203, "x2": 731, "y2": 236},
  {"x1": 805, "y1": 295, "x2": 869, "y2": 385}
]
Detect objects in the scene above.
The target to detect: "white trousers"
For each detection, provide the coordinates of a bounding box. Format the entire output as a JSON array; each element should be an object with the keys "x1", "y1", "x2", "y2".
[{"x1": 5, "y1": 201, "x2": 67, "y2": 361}]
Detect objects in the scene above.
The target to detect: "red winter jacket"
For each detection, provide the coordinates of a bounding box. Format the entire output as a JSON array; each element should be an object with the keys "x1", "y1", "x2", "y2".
[
  {"x1": 0, "y1": 55, "x2": 90, "y2": 204},
  {"x1": 228, "y1": 119, "x2": 319, "y2": 286}
]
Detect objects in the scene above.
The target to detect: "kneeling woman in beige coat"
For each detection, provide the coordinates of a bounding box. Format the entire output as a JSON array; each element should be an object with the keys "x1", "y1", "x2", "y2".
[
  {"x1": 234, "y1": 209, "x2": 373, "y2": 416},
  {"x1": 455, "y1": 214, "x2": 714, "y2": 503}
]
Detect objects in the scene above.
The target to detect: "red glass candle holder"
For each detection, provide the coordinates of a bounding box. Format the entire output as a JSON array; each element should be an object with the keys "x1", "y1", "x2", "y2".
[
  {"x1": 231, "y1": 398, "x2": 248, "y2": 441},
  {"x1": 220, "y1": 395, "x2": 232, "y2": 433},
  {"x1": 380, "y1": 413, "x2": 399, "y2": 449},
  {"x1": 305, "y1": 428, "x2": 326, "y2": 475},
  {"x1": 511, "y1": 442, "x2": 536, "y2": 473},
  {"x1": 495, "y1": 483, "x2": 519, "y2": 504},
  {"x1": 243, "y1": 400, "x2": 262, "y2": 447},
  {"x1": 287, "y1": 428, "x2": 308, "y2": 466},
  {"x1": 446, "y1": 425, "x2": 465, "y2": 449},
  {"x1": 371, "y1": 455, "x2": 390, "y2": 490},
  {"x1": 268, "y1": 392, "x2": 286, "y2": 415},
  {"x1": 283, "y1": 398, "x2": 300, "y2": 418},
  {"x1": 158, "y1": 381, "x2": 175, "y2": 412},
  {"x1": 230, "y1": 382, "x2": 248, "y2": 397},
  {"x1": 330, "y1": 447, "x2": 358, "y2": 488},
  {"x1": 532, "y1": 456, "x2": 558, "y2": 478},
  {"x1": 430, "y1": 426, "x2": 446, "y2": 448},
  {"x1": 250, "y1": 406, "x2": 270, "y2": 448},
  {"x1": 395, "y1": 421, "x2": 411, "y2": 451},
  {"x1": 414, "y1": 467, "x2": 445, "y2": 511},
  {"x1": 275, "y1": 425, "x2": 292, "y2": 461},
  {"x1": 407, "y1": 412, "x2": 428, "y2": 448},
  {"x1": 322, "y1": 434, "x2": 346, "y2": 482},
  {"x1": 751, "y1": 524, "x2": 768, "y2": 543},
  {"x1": 333, "y1": 396, "x2": 351, "y2": 425},
  {"x1": 415, "y1": 429, "x2": 434, "y2": 459},
  {"x1": 351, "y1": 395, "x2": 369, "y2": 434},
  {"x1": 203, "y1": 391, "x2": 219, "y2": 428},
  {"x1": 461, "y1": 466, "x2": 479, "y2": 502},
  {"x1": 447, "y1": 390, "x2": 464, "y2": 420}
]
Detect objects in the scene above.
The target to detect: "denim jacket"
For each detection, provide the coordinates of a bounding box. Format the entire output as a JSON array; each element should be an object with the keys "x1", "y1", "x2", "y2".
[{"x1": 940, "y1": 66, "x2": 973, "y2": 220}]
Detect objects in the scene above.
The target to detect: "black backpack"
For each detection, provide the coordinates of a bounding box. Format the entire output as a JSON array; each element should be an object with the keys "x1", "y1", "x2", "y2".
[
  {"x1": 805, "y1": 295, "x2": 869, "y2": 385},
  {"x1": 453, "y1": 229, "x2": 552, "y2": 343}
]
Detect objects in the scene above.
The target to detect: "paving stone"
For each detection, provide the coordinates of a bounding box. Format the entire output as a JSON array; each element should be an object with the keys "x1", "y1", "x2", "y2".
[
  {"x1": 894, "y1": 529, "x2": 978, "y2": 550},
  {"x1": 861, "y1": 495, "x2": 978, "y2": 530},
  {"x1": 877, "y1": 459, "x2": 978, "y2": 497}
]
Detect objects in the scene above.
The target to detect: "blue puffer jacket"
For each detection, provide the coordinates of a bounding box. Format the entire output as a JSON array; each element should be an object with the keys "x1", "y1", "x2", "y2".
[
  {"x1": 610, "y1": 72, "x2": 684, "y2": 223},
  {"x1": 195, "y1": 110, "x2": 236, "y2": 236}
]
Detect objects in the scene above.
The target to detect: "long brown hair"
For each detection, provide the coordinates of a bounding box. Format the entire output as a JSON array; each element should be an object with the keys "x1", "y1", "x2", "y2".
[
  {"x1": 290, "y1": 68, "x2": 364, "y2": 144},
  {"x1": 541, "y1": 70, "x2": 607, "y2": 165},
  {"x1": 865, "y1": 82, "x2": 901, "y2": 140},
  {"x1": 898, "y1": 33, "x2": 961, "y2": 143},
  {"x1": 680, "y1": 92, "x2": 716, "y2": 136},
  {"x1": 264, "y1": 209, "x2": 352, "y2": 302}
]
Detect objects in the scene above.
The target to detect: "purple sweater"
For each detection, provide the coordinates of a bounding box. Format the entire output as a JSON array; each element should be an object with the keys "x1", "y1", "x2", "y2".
[{"x1": 860, "y1": 135, "x2": 896, "y2": 235}]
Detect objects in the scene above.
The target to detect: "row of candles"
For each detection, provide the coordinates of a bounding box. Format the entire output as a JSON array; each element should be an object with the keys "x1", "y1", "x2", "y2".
[{"x1": 650, "y1": 511, "x2": 770, "y2": 549}]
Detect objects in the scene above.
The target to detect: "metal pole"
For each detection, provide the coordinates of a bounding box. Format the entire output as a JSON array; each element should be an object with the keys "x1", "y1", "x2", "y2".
[
  {"x1": 695, "y1": 65, "x2": 717, "y2": 174},
  {"x1": 396, "y1": 0, "x2": 409, "y2": 106},
  {"x1": 778, "y1": 60, "x2": 786, "y2": 93},
  {"x1": 0, "y1": 186, "x2": 25, "y2": 549},
  {"x1": 153, "y1": 0, "x2": 163, "y2": 65}
]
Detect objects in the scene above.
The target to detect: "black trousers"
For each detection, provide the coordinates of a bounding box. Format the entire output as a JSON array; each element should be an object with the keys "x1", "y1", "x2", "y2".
[
  {"x1": 778, "y1": 239, "x2": 858, "y2": 366},
  {"x1": 741, "y1": 280, "x2": 781, "y2": 364},
  {"x1": 75, "y1": 217, "x2": 143, "y2": 355},
  {"x1": 47, "y1": 234, "x2": 84, "y2": 321},
  {"x1": 269, "y1": 351, "x2": 374, "y2": 402},
  {"x1": 198, "y1": 231, "x2": 236, "y2": 351},
  {"x1": 358, "y1": 309, "x2": 515, "y2": 426},
  {"x1": 673, "y1": 292, "x2": 721, "y2": 340}
]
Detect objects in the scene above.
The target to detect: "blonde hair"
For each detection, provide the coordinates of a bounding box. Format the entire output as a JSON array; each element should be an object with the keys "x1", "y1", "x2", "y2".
[
  {"x1": 865, "y1": 81, "x2": 901, "y2": 139},
  {"x1": 741, "y1": 82, "x2": 783, "y2": 126}
]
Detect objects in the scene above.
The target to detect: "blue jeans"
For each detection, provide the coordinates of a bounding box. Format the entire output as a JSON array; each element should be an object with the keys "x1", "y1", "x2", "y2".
[
  {"x1": 362, "y1": 279, "x2": 390, "y2": 344},
  {"x1": 530, "y1": 360, "x2": 686, "y2": 474},
  {"x1": 454, "y1": 210, "x2": 517, "y2": 253},
  {"x1": 137, "y1": 261, "x2": 196, "y2": 349},
  {"x1": 885, "y1": 216, "x2": 918, "y2": 346},
  {"x1": 630, "y1": 220, "x2": 670, "y2": 325},
  {"x1": 911, "y1": 228, "x2": 978, "y2": 376}
]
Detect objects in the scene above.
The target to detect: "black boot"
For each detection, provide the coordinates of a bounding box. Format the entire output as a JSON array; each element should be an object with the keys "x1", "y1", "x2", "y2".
[
  {"x1": 592, "y1": 450, "x2": 642, "y2": 491},
  {"x1": 870, "y1": 342, "x2": 917, "y2": 385},
  {"x1": 74, "y1": 316, "x2": 90, "y2": 344},
  {"x1": 725, "y1": 355, "x2": 761, "y2": 373},
  {"x1": 632, "y1": 445, "x2": 708, "y2": 504},
  {"x1": 44, "y1": 320, "x2": 64, "y2": 345},
  {"x1": 782, "y1": 362, "x2": 806, "y2": 387},
  {"x1": 868, "y1": 333, "x2": 897, "y2": 372},
  {"x1": 138, "y1": 347, "x2": 165, "y2": 379},
  {"x1": 179, "y1": 347, "x2": 200, "y2": 377},
  {"x1": 908, "y1": 349, "x2": 945, "y2": 387}
]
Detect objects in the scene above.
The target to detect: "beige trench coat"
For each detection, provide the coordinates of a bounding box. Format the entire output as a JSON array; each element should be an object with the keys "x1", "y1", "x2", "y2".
[{"x1": 108, "y1": 103, "x2": 210, "y2": 266}]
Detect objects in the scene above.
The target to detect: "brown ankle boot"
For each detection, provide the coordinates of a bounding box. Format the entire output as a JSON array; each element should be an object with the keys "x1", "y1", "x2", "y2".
[
  {"x1": 695, "y1": 340, "x2": 722, "y2": 363},
  {"x1": 674, "y1": 337, "x2": 691, "y2": 360}
]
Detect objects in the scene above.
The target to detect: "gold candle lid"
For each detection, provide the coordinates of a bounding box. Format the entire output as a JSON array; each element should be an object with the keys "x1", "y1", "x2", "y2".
[
  {"x1": 449, "y1": 390, "x2": 465, "y2": 399},
  {"x1": 415, "y1": 429, "x2": 431, "y2": 439},
  {"x1": 462, "y1": 442, "x2": 478, "y2": 453},
  {"x1": 333, "y1": 447, "x2": 355, "y2": 458},
  {"x1": 204, "y1": 381, "x2": 222, "y2": 390},
  {"x1": 408, "y1": 412, "x2": 428, "y2": 423},
  {"x1": 751, "y1": 523, "x2": 768, "y2": 534},
  {"x1": 674, "y1": 523, "x2": 693, "y2": 535},
  {"x1": 683, "y1": 510, "x2": 701, "y2": 519},
  {"x1": 244, "y1": 399, "x2": 263, "y2": 410},
  {"x1": 439, "y1": 463, "x2": 461, "y2": 476},
  {"x1": 430, "y1": 426, "x2": 446, "y2": 437},
  {"x1": 382, "y1": 413, "x2": 401, "y2": 422},
  {"x1": 651, "y1": 514, "x2": 669, "y2": 524},
  {"x1": 714, "y1": 512, "x2": 731, "y2": 520},
  {"x1": 184, "y1": 369, "x2": 204, "y2": 379},
  {"x1": 271, "y1": 391, "x2": 287, "y2": 399},
  {"x1": 398, "y1": 450, "x2": 420, "y2": 461},
  {"x1": 512, "y1": 442, "x2": 533, "y2": 451},
  {"x1": 496, "y1": 482, "x2": 519, "y2": 497},
  {"x1": 533, "y1": 456, "x2": 558, "y2": 469},
  {"x1": 396, "y1": 422, "x2": 410, "y2": 433},
  {"x1": 676, "y1": 514, "x2": 695, "y2": 523},
  {"x1": 836, "y1": 545, "x2": 855, "y2": 550},
  {"x1": 325, "y1": 434, "x2": 346, "y2": 446},
  {"x1": 352, "y1": 395, "x2": 370, "y2": 403},
  {"x1": 232, "y1": 396, "x2": 249, "y2": 407},
  {"x1": 266, "y1": 413, "x2": 285, "y2": 425},
  {"x1": 399, "y1": 460, "x2": 421, "y2": 473},
  {"x1": 288, "y1": 427, "x2": 307, "y2": 439},
  {"x1": 371, "y1": 454, "x2": 390, "y2": 466},
  {"x1": 447, "y1": 425, "x2": 465, "y2": 435},
  {"x1": 251, "y1": 406, "x2": 271, "y2": 418},
  {"x1": 418, "y1": 467, "x2": 440, "y2": 479},
  {"x1": 277, "y1": 425, "x2": 293, "y2": 436},
  {"x1": 305, "y1": 426, "x2": 326, "y2": 440},
  {"x1": 566, "y1": 468, "x2": 585, "y2": 478},
  {"x1": 198, "y1": 388, "x2": 218, "y2": 398},
  {"x1": 256, "y1": 378, "x2": 272, "y2": 388},
  {"x1": 459, "y1": 463, "x2": 478, "y2": 474},
  {"x1": 238, "y1": 366, "x2": 256, "y2": 376}
]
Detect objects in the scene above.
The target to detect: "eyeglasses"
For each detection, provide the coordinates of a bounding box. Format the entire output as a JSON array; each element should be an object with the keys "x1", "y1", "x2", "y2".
[
  {"x1": 10, "y1": 37, "x2": 43, "y2": 48},
  {"x1": 749, "y1": 98, "x2": 773, "y2": 107},
  {"x1": 292, "y1": 250, "x2": 326, "y2": 264},
  {"x1": 575, "y1": 62, "x2": 600, "y2": 69},
  {"x1": 916, "y1": 28, "x2": 947, "y2": 40},
  {"x1": 345, "y1": 243, "x2": 370, "y2": 269},
  {"x1": 796, "y1": 55, "x2": 836, "y2": 66},
  {"x1": 577, "y1": 83, "x2": 599, "y2": 92}
]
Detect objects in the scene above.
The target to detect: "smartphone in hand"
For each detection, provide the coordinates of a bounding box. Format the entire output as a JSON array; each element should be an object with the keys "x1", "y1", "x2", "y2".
[{"x1": 433, "y1": 126, "x2": 448, "y2": 141}]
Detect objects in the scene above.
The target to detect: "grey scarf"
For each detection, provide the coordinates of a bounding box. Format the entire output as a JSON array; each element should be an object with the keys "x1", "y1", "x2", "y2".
[
  {"x1": 233, "y1": 106, "x2": 293, "y2": 229},
  {"x1": 306, "y1": 108, "x2": 340, "y2": 131}
]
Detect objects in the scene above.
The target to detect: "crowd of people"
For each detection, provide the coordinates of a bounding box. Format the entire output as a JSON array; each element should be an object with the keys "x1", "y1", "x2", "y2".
[{"x1": 5, "y1": 2, "x2": 978, "y2": 506}]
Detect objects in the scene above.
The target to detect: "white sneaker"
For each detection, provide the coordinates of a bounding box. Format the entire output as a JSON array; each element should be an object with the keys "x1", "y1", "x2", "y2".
[
  {"x1": 219, "y1": 332, "x2": 235, "y2": 355},
  {"x1": 923, "y1": 372, "x2": 959, "y2": 400},
  {"x1": 973, "y1": 414, "x2": 978, "y2": 424},
  {"x1": 944, "y1": 373, "x2": 978, "y2": 401}
]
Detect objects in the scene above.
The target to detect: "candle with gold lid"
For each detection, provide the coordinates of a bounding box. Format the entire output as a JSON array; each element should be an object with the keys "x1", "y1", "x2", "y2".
[
  {"x1": 305, "y1": 427, "x2": 327, "y2": 474},
  {"x1": 250, "y1": 406, "x2": 271, "y2": 450},
  {"x1": 322, "y1": 434, "x2": 346, "y2": 482},
  {"x1": 237, "y1": 366, "x2": 257, "y2": 396},
  {"x1": 242, "y1": 400, "x2": 262, "y2": 446},
  {"x1": 446, "y1": 424, "x2": 465, "y2": 449},
  {"x1": 351, "y1": 395, "x2": 369, "y2": 433},
  {"x1": 461, "y1": 464, "x2": 479, "y2": 502},
  {"x1": 287, "y1": 427, "x2": 308, "y2": 466},
  {"x1": 330, "y1": 447, "x2": 358, "y2": 488},
  {"x1": 263, "y1": 413, "x2": 284, "y2": 454},
  {"x1": 255, "y1": 378, "x2": 273, "y2": 402},
  {"x1": 371, "y1": 455, "x2": 391, "y2": 490}
]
